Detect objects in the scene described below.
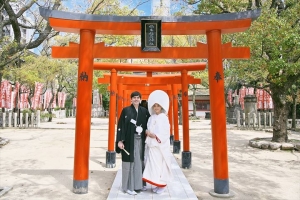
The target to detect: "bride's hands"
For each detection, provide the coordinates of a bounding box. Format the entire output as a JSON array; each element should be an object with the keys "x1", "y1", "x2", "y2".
[{"x1": 146, "y1": 130, "x2": 155, "y2": 138}]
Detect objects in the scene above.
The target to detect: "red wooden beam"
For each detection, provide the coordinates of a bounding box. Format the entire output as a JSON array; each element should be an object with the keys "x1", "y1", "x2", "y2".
[{"x1": 52, "y1": 42, "x2": 249, "y2": 59}]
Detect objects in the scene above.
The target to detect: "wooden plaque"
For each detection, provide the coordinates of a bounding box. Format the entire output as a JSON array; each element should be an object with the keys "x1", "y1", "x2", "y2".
[{"x1": 141, "y1": 19, "x2": 161, "y2": 52}]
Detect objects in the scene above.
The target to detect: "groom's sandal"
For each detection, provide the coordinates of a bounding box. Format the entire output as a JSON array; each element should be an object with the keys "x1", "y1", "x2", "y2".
[
  {"x1": 126, "y1": 190, "x2": 137, "y2": 195},
  {"x1": 141, "y1": 186, "x2": 147, "y2": 191}
]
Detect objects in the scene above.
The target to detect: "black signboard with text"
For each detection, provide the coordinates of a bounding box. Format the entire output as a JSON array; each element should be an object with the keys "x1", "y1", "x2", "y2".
[{"x1": 141, "y1": 19, "x2": 161, "y2": 52}]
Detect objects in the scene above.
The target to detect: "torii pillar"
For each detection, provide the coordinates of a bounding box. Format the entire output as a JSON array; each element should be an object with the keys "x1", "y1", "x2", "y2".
[
  {"x1": 106, "y1": 69, "x2": 117, "y2": 168},
  {"x1": 172, "y1": 84, "x2": 180, "y2": 154},
  {"x1": 73, "y1": 30, "x2": 95, "y2": 193},
  {"x1": 181, "y1": 70, "x2": 191, "y2": 168},
  {"x1": 207, "y1": 30, "x2": 230, "y2": 196},
  {"x1": 167, "y1": 89, "x2": 174, "y2": 145}
]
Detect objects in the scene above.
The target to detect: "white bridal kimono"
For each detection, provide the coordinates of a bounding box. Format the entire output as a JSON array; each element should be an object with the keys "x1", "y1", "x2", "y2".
[{"x1": 142, "y1": 113, "x2": 173, "y2": 187}]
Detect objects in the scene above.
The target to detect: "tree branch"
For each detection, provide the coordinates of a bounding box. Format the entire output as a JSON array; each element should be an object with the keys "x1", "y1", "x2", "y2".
[
  {"x1": 90, "y1": 0, "x2": 105, "y2": 14},
  {"x1": 16, "y1": 0, "x2": 35, "y2": 18},
  {"x1": 1, "y1": 0, "x2": 21, "y2": 43}
]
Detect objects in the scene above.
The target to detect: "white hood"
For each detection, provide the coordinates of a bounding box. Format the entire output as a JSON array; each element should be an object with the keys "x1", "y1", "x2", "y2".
[{"x1": 147, "y1": 90, "x2": 169, "y2": 115}]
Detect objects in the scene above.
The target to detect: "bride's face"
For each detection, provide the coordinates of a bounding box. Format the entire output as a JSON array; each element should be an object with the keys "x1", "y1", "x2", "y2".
[{"x1": 152, "y1": 103, "x2": 162, "y2": 115}]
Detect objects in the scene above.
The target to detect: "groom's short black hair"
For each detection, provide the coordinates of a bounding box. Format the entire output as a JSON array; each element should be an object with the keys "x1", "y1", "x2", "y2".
[{"x1": 131, "y1": 91, "x2": 141, "y2": 99}]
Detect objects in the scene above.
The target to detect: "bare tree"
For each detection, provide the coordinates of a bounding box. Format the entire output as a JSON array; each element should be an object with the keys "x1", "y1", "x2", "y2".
[{"x1": 0, "y1": 0, "x2": 62, "y2": 81}]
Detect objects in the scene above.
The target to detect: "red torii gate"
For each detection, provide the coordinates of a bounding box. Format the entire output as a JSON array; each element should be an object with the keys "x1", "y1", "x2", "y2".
[
  {"x1": 98, "y1": 66, "x2": 204, "y2": 176},
  {"x1": 100, "y1": 73, "x2": 201, "y2": 156},
  {"x1": 39, "y1": 7, "x2": 260, "y2": 197}
]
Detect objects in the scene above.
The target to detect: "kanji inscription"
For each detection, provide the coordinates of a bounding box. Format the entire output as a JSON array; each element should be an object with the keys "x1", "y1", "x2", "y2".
[
  {"x1": 214, "y1": 72, "x2": 222, "y2": 83},
  {"x1": 79, "y1": 72, "x2": 88, "y2": 81},
  {"x1": 141, "y1": 19, "x2": 161, "y2": 52}
]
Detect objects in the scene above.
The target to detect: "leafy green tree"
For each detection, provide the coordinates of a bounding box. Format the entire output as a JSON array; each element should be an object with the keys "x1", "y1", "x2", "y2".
[
  {"x1": 4, "y1": 54, "x2": 78, "y2": 121},
  {"x1": 28, "y1": 56, "x2": 77, "y2": 120},
  {"x1": 3, "y1": 51, "x2": 43, "y2": 109},
  {"x1": 189, "y1": 0, "x2": 300, "y2": 142}
]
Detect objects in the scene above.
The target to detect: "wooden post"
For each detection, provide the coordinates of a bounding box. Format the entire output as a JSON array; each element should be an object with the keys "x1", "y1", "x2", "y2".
[
  {"x1": 106, "y1": 69, "x2": 117, "y2": 168},
  {"x1": 207, "y1": 30, "x2": 232, "y2": 197},
  {"x1": 117, "y1": 83, "x2": 124, "y2": 119},
  {"x1": 172, "y1": 84, "x2": 180, "y2": 153},
  {"x1": 181, "y1": 70, "x2": 191, "y2": 169},
  {"x1": 73, "y1": 29, "x2": 95, "y2": 194},
  {"x1": 167, "y1": 89, "x2": 174, "y2": 145}
]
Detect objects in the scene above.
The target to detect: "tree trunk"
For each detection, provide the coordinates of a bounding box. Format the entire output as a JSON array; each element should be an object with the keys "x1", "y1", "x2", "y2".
[
  {"x1": 47, "y1": 88, "x2": 55, "y2": 122},
  {"x1": 48, "y1": 108, "x2": 53, "y2": 122},
  {"x1": 291, "y1": 94, "x2": 296, "y2": 130},
  {"x1": 271, "y1": 85, "x2": 288, "y2": 142}
]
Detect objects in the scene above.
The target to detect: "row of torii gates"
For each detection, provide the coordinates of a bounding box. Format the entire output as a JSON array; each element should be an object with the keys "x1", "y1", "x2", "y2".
[{"x1": 40, "y1": 7, "x2": 260, "y2": 197}]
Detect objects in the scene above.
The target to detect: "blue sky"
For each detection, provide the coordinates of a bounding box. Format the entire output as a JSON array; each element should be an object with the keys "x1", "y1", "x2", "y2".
[
  {"x1": 130, "y1": 0, "x2": 152, "y2": 15},
  {"x1": 62, "y1": 0, "x2": 152, "y2": 15},
  {"x1": 61, "y1": 1, "x2": 195, "y2": 16}
]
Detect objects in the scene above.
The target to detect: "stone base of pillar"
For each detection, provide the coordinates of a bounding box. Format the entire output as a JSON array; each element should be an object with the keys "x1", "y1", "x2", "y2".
[
  {"x1": 173, "y1": 140, "x2": 181, "y2": 154},
  {"x1": 182, "y1": 151, "x2": 191, "y2": 169},
  {"x1": 106, "y1": 151, "x2": 116, "y2": 168},
  {"x1": 209, "y1": 190, "x2": 235, "y2": 198},
  {"x1": 73, "y1": 180, "x2": 88, "y2": 194},
  {"x1": 208, "y1": 178, "x2": 234, "y2": 198},
  {"x1": 170, "y1": 135, "x2": 174, "y2": 145}
]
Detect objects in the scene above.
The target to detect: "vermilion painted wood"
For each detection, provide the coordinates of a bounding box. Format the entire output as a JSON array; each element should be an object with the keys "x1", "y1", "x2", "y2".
[
  {"x1": 172, "y1": 84, "x2": 180, "y2": 141},
  {"x1": 117, "y1": 83, "x2": 124, "y2": 119},
  {"x1": 102, "y1": 71, "x2": 193, "y2": 78},
  {"x1": 73, "y1": 30, "x2": 95, "y2": 181},
  {"x1": 102, "y1": 73, "x2": 196, "y2": 78},
  {"x1": 115, "y1": 84, "x2": 181, "y2": 100},
  {"x1": 102, "y1": 72, "x2": 192, "y2": 77},
  {"x1": 98, "y1": 74, "x2": 201, "y2": 85},
  {"x1": 103, "y1": 75, "x2": 196, "y2": 137},
  {"x1": 48, "y1": 17, "x2": 252, "y2": 35},
  {"x1": 99, "y1": 76, "x2": 201, "y2": 85},
  {"x1": 113, "y1": 79, "x2": 182, "y2": 125},
  {"x1": 94, "y1": 62, "x2": 207, "y2": 72},
  {"x1": 108, "y1": 85, "x2": 172, "y2": 91},
  {"x1": 167, "y1": 90, "x2": 174, "y2": 138},
  {"x1": 102, "y1": 73, "x2": 194, "y2": 78},
  {"x1": 207, "y1": 30, "x2": 229, "y2": 180},
  {"x1": 181, "y1": 70, "x2": 190, "y2": 152},
  {"x1": 52, "y1": 42, "x2": 249, "y2": 59},
  {"x1": 108, "y1": 69, "x2": 117, "y2": 152}
]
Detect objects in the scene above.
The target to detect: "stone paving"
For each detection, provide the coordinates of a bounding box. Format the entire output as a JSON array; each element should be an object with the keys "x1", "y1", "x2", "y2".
[{"x1": 0, "y1": 117, "x2": 299, "y2": 200}]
